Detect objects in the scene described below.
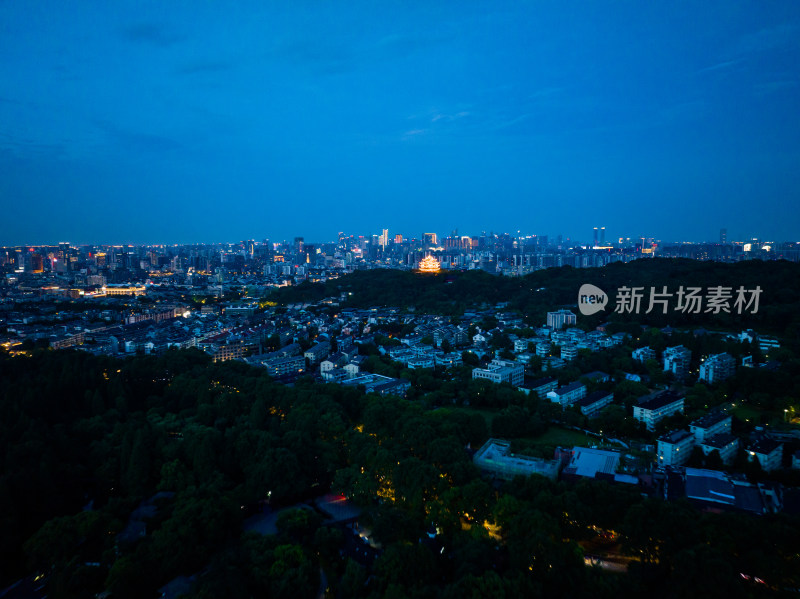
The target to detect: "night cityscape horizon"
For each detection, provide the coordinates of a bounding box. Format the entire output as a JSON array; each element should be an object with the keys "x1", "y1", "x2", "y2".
[{"x1": 3, "y1": 226, "x2": 799, "y2": 249}]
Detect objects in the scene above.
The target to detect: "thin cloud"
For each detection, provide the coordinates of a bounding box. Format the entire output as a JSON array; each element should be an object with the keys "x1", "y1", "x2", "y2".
[
  {"x1": 697, "y1": 59, "x2": 741, "y2": 74},
  {"x1": 121, "y1": 23, "x2": 184, "y2": 47},
  {"x1": 402, "y1": 128, "x2": 427, "y2": 140},
  {"x1": 491, "y1": 113, "x2": 533, "y2": 131},
  {"x1": 431, "y1": 111, "x2": 470, "y2": 123}
]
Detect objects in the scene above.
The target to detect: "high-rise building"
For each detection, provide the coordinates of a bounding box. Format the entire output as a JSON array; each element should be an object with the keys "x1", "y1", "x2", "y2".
[
  {"x1": 593, "y1": 227, "x2": 598, "y2": 247},
  {"x1": 600, "y1": 227, "x2": 606, "y2": 245},
  {"x1": 30, "y1": 254, "x2": 44, "y2": 273},
  {"x1": 422, "y1": 232, "x2": 438, "y2": 246},
  {"x1": 663, "y1": 346, "x2": 692, "y2": 379},
  {"x1": 379, "y1": 229, "x2": 389, "y2": 249},
  {"x1": 546, "y1": 309, "x2": 577, "y2": 330},
  {"x1": 720, "y1": 228, "x2": 727, "y2": 244},
  {"x1": 394, "y1": 234, "x2": 403, "y2": 244},
  {"x1": 698, "y1": 353, "x2": 735, "y2": 384}
]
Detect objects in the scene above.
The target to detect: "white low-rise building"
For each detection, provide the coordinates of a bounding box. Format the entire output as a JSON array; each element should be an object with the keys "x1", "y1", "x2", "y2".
[
  {"x1": 472, "y1": 358, "x2": 525, "y2": 387},
  {"x1": 546, "y1": 382, "x2": 587, "y2": 408},
  {"x1": 690, "y1": 412, "x2": 732, "y2": 443},
  {"x1": 633, "y1": 391, "x2": 685, "y2": 432},
  {"x1": 657, "y1": 429, "x2": 695, "y2": 467}
]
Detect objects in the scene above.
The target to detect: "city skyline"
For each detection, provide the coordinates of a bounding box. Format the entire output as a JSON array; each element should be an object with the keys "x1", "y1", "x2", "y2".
[
  {"x1": 2, "y1": 3, "x2": 799, "y2": 244},
  {"x1": 0, "y1": 225, "x2": 792, "y2": 249}
]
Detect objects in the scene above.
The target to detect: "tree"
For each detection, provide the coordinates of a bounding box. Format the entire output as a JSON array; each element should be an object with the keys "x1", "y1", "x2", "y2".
[
  {"x1": 462, "y1": 351, "x2": 480, "y2": 367},
  {"x1": 686, "y1": 446, "x2": 706, "y2": 468},
  {"x1": 704, "y1": 449, "x2": 724, "y2": 470},
  {"x1": 276, "y1": 508, "x2": 322, "y2": 545}
]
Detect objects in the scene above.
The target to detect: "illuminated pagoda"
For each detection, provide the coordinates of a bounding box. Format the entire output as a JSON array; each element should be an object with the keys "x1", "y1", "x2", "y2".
[{"x1": 418, "y1": 255, "x2": 441, "y2": 273}]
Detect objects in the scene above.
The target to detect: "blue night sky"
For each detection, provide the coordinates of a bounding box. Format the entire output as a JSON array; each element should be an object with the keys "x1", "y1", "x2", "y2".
[{"x1": 1, "y1": 2, "x2": 799, "y2": 245}]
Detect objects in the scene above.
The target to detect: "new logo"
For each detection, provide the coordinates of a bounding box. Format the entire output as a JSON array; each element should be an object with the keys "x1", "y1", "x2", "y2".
[{"x1": 578, "y1": 283, "x2": 608, "y2": 316}]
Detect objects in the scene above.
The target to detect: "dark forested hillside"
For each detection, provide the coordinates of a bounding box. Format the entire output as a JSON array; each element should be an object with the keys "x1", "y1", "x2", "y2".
[{"x1": 271, "y1": 259, "x2": 800, "y2": 339}]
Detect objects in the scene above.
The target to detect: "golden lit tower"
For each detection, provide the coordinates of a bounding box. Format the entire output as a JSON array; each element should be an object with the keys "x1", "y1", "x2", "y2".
[{"x1": 418, "y1": 255, "x2": 440, "y2": 273}]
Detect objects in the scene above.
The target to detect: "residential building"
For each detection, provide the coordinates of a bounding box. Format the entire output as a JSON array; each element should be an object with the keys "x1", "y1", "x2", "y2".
[
  {"x1": 633, "y1": 391, "x2": 685, "y2": 432},
  {"x1": 700, "y1": 433, "x2": 739, "y2": 466},
  {"x1": 698, "y1": 353, "x2": 735, "y2": 384},
  {"x1": 546, "y1": 381, "x2": 587, "y2": 408},
  {"x1": 758, "y1": 336, "x2": 780, "y2": 354},
  {"x1": 434, "y1": 352, "x2": 463, "y2": 368},
  {"x1": 211, "y1": 342, "x2": 254, "y2": 362},
  {"x1": 542, "y1": 356, "x2": 565, "y2": 371},
  {"x1": 321, "y1": 367, "x2": 348, "y2": 382},
  {"x1": 632, "y1": 346, "x2": 656, "y2": 363},
  {"x1": 560, "y1": 344, "x2": 578, "y2": 361},
  {"x1": 336, "y1": 336, "x2": 355, "y2": 353},
  {"x1": 748, "y1": 438, "x2": 783, "y2": 472},
  {"x1": 320, "y1": 351, "x2": 347, "y2": 375},
  {"x1": 472, "y1": 358, "x2": 525, "y2": 387},
  {"x1": 577, "y1": 390, "x2": 614, "y2": 417},
  {"x1": 408, "y1": 355, "x2": 435, "y2": 369},
  {"x1": 514, "y1": 338, "x2": 533, "y2": 353},
  {"x1": 260, "y1": 355, "x2": 305, "y2": 378},
  {"x1": 663, "y1": 345, "x2": 691, "y2": 379},
  {"x1": 472, "y1": 333, "x2": 487, "y2": 345},
  {"x1": 522, "y1": 376, "x2": 557, "y2": 399},
  {"x1": 303, "y1": 341, "x2": 330, "y2": 364},
  {"x1": 546, "y1": 309, "x2": 577, "y2": 330},
  {"x1": 433, "y1": 325, "x2": 468, "y2": 348},
  {"x1": 473, "y1": 438, "x2": 560, "y2": 481},
  {"x1": 690, "y1": 411, "x2": 732, "y2": 443},
  {"x1": 657, "y1": 429, "x2": 695, "y2": 467},
  {"x1": 581, "y1": 371, "x2": 611, "y2": 384},
  {"x1": 514, "y1": 352, "x2": 535, "y2": 367}
]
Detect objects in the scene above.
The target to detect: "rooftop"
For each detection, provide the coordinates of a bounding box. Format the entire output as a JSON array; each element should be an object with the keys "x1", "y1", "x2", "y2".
[
  {"x1": 576, "y1": 390, "x2": 614, "y2": 407},
  {"x1": 637, "y1": 391, "x2": 684, "y2": 411},
  {"x1": 555, "y1": 381, "x2": 586, "y2": 395},
  {"x1": 690, "y1": 410, "x2": 731, "y2": 429},
  {"x1": 749, "y1": 437, "x2": 783, "y2": 455},
  {"x1": 564, "y1": 446, "x2": 621, "y2": 478},
  {"x1": 700, "y1": 432, "x2": 738, "y2": 449},
  {"x1": 658, "y1": 429, "x2": 694, "y2": 444},
  {"x1": 685, "y1": 468, "x2": 765, "y2": 515},
  {"x1": 526, "y1": 376, "x2": 557, "y2": 388}
]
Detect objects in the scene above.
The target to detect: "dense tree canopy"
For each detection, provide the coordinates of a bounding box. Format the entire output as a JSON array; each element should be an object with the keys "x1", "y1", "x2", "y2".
[{"x1": 1, "y1": 341, "x2": 799, "y2": 596}]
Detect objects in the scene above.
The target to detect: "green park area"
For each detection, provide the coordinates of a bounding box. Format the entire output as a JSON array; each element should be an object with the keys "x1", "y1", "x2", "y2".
[{"x1": 729, "y1": 402, "x2": 767, "y2": 423}]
